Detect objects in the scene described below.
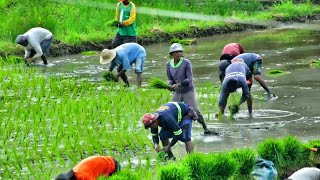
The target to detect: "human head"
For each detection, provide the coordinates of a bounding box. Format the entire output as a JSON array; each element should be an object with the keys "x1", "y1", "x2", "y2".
[
  {"x1": 220, "y1": 54, "x2": 235, "y2": 61},
  {"x1": 55, "y1": 169, "x2": 75, "y2": 180},
  {"x1": 218, "y1": 60, "x2": 231, "y2": 79},
  {"x1": 169, "y1": 43, "x2": 184, "y2": 54},
  {"x1": 100, "y1": 49, "x2": 116, "y2": 64},
  {"x1": 226, "y1": 79, "x2": 239, "y2": 93},
  {"x1": 111, "y1": 158, "x2": 121, "y2": 175},
  {"x1": 16, "y1": 35, "x2": 28, "y2": 47},
  {"x1": 142, "y1": 113, "x2": 159, "y2": 129}
]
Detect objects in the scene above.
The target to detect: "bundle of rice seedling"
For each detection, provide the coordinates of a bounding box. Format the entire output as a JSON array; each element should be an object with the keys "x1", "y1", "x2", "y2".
[
  {"x1": 229, "y1": 104, "x2": 240, "y2": 116},
  {"x1": 106, "y1": 19, "x2": 119, "y2": 27},
  {"x1": 149, "y1": 78, "x2": 170, "y2": 89},
  {"x1": 310, "y1": 60, "x2": 320, "y2": 67},
  {"x1": 102, "y1": 71, "x2": 115, "y2": 82},
  {"x1": 267, "y1": 69, "x2": 286, "y2": 77},
  {"x1": 170, "y1": 38, "x2": 197, "y2": 45}
]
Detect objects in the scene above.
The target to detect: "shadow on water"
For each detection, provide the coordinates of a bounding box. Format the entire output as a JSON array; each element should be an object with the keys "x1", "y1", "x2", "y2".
[{"x1": 35, "y1": 27, "x2": 320, "y2": 156}]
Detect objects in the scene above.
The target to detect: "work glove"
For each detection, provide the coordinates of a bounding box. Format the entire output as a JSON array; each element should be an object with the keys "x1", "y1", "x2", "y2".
[{"x1": 228, "y1": 104, "x2": 240, "y2": 114}]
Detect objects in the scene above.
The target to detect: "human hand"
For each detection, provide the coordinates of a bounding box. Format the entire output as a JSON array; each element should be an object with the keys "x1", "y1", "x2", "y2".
[
  {"x1": 172, "y1": 83, "x2": 181, "y2": 90},
  {"x1": 118, "y1": 22, "x2": 124, "y2": 28},
  {"x1": 154, "y1": 144, "x2": 161, "y2": 152}
]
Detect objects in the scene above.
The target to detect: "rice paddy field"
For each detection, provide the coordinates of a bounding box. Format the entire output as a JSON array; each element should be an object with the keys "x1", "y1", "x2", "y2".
[{"x1": 0, "y1": 57, "x2": 220, "y2": 179}]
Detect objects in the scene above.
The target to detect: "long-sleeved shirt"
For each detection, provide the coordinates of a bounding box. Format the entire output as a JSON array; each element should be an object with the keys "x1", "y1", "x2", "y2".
[
  {"x1": 151, "y1": 102, "x2": 190, "y2": 147},
  {"x1": 233, "y1": 53, "x2": 261, "y2": 70},
  {"x1": 116, "y1": 1, "x2": 137, "y2": 36},
  {"x1": 73, "y1": 156, "x2": 116, "y2": 180},
  {"x1": 166, "y1": 58, "x2": 194, "y2": 93},
  {"x1": 218, "y1": 62, "x2": 251, "y2": 107},
  {"x1": 23, "y1": 27, "x2": 52, "y2": 59},
  {"x1": 221, "y1": 43, "x2": 244, "y2": 57},
  {"x1": 109, "y1": 43, "x2": 146, "y2": 71}
]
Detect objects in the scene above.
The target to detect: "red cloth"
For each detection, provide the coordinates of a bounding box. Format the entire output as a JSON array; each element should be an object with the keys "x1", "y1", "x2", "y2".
[
  {"x1": 221, "y1": 43, "x2": 244, "y2": 56},
  {"x1": 73, "y1": 156, "x2": 116, "y2": 180}
]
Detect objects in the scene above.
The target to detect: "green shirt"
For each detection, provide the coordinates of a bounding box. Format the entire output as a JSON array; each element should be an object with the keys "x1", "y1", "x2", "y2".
[{"x1": 116, "y1": 2, "x2": 137, "y2": 36}]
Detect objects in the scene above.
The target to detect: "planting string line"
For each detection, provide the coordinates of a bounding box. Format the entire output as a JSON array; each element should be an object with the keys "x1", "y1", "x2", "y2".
[{"x1": 49, "y1": 0, "x2": 320, "y2": 31}]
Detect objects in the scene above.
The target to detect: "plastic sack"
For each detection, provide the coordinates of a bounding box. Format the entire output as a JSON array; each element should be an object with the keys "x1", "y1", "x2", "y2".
[{"x1": 251, "y1": 158, "x2": 278, "y2": 180}]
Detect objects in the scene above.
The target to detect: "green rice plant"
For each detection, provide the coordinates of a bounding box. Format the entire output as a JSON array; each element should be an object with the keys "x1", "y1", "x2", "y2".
[
  {"x1": 184, "y1": 152, "x2": 238, "y2": 180},
  {"x1": 170, "y1": 37, "x2": 197, "y2": 45},
  {"x1": 106, "y1": 19, "x2": 119, "y2": 27},
  {"x1": 267, "y1": 69, "x2": 286, "y2": 77},
  {"x1": 157, "y1": 162, "x2": 191, "y2": 180},
  {"x1": 102, "y1": 71, "x2": 115, "y2": 82},
  {"x1": 183, "y1": 152, "x2": 208, "y2": 180},
  {"x1": 207, "y1": 153, "x2": 239, "y2": 180},
  {"x1": 230, "y1": 148, "x2": 256, "y2": 176},
  {"x1": 149, "y1": 77, "x2": 170, "y2": 90},
  {"x1": 80, "y1": 51, "x2": 98, "y2": 55},
  {"x1": 310, "y1": 60, "x2": 320, "y2": 67},
  {"x1": 257, "y1": 138, "x2": 285, "y2": 168},
  {"x1": 282, "y1": 135, "x2": 307, "y2": 162},
  {"x1": 156, "y1": 150, "x2": 167, "y2": 162}
]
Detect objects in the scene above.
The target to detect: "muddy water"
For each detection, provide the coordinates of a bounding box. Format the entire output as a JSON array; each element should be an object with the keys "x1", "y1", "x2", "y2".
[{"x1": 42, "y1": 26, "x2": 320, "y2": 156}]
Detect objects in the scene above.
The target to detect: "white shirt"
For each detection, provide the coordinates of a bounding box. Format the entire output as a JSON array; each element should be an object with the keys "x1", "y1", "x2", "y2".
[
  {"x1": 23, "y1": 27, "x2": 52, "y2": 59},
  {"x1": 288, "y1": 167, "x2": 320, "y2": 180}
]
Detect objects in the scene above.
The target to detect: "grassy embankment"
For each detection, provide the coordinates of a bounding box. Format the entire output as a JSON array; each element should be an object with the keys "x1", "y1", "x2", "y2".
[{"x1": 0, "y1": 0, "x2": 319, "y2": 56}]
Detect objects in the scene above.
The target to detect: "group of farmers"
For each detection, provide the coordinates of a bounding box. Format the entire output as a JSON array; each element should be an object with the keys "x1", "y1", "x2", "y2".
[{"x1": 15, "y1": 1, "x2": 318, "y2": 180}]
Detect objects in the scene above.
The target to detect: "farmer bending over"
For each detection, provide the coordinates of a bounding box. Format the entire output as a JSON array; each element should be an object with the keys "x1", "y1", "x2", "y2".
[
  {"x1": 16, "y1": 27, "x2": 53, "y2": 65},
  {"x1": 55, "y1": 155, "x2": 120, "y2": 180},
  {"x1": 100, "y1": 43, "x2": 146, "y2": 87},
  {"x1": 142, "y1": 102, "x2": 195, "y2": 160},
  {"x1": 219, "y1": 43, "x2": 245, "y2": 82},
  {"x1": 166, "y1": 43, "x2": 212, "y2": 134},
  {"x1": 218, "y1": 59, "x2": 252, "y2": 116}
]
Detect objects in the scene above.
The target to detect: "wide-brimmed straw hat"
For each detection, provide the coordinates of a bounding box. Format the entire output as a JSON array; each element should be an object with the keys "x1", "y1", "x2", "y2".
[{"x1": 100, "y1": 49, "x2": 116, "y2": 64}]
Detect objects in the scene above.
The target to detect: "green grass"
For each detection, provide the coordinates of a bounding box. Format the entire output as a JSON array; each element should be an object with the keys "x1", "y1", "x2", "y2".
[{"x1": 1, "y1": 0, "x2": 319, "y2": 54}]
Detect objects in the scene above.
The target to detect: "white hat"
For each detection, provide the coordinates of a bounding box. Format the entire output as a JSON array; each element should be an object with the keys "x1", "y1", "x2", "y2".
[
  {"x1": 169, "y1": 43, "x2": 184, "y2": 54},
  {"x1": 100, "y1": 49, "x2": 116, "y2": 64}
]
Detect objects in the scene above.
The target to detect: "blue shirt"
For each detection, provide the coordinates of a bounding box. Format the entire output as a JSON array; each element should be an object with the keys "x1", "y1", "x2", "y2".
[
  {"x1": 151, "y1": 102, "x2": 190, "y2": 145},
  {"x1": 233, "y1": 53, "x2": 261, "y2": 69},
  {"x1": 109, "y1": 43, "x2": 146, "y2": 71},
  {"x1": 219, "y1": 62, "x2": 251, "y2": 106}
]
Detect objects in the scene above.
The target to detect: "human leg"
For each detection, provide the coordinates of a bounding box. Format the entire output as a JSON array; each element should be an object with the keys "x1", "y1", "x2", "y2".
[
  {"x1": 134, "y1": 57, "x2": 145, "y2": 87},
  {"x1": 123, "y1": 36, "x2": 137, "y2": 43},
  {"x1": 117, "y1": 65, "x2": 130, "y2": 86},
  {"x1": 111, "y1": 33, "x2": 124, "y2": 48},
  {"x1": 40, "y1": 36, "x2": 52, "y2": 65},
  {"x1": 182, "y1": 91, "x2": 210, "y2": 133}
]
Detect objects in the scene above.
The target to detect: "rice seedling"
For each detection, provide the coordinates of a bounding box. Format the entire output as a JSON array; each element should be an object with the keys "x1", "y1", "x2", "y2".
[
  {"x1": 149, "y1": 77, "x2": 171, "y2": 90},
  {"x1": 170, "y1": 37, "x2": 197, "y2": 45},
  {"x1": 80, "y1": 51, "x2": 98, "y2": 55},
  {"x1": 230, "y1": 148, "x2": 256, "y2": 176},
  {"x1": 266, "y1": 69, "x2": 286, "y2": 77},
  {"x1": 310, "y1": 60, "x2": 320, "y2": 67},
  {"x1": 257, "y1": 138, "x2": 285, "y2": 168},
  {"x1": 157, "y1": 162, "x2": 191, "y2": 180}
]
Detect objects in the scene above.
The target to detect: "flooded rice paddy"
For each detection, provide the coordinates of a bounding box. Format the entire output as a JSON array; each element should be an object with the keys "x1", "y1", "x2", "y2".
[{"x1": 29, "y1": 27, "x2": 320, "y2": 158}]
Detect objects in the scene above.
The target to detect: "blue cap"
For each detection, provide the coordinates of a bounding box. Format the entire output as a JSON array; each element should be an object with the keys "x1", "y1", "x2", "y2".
[{"x1": 16, "y1": 35, "x2": 27, "y2": 44}]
